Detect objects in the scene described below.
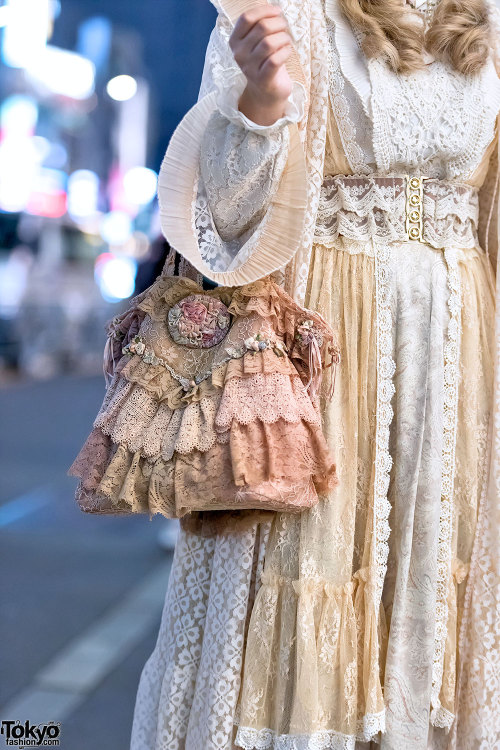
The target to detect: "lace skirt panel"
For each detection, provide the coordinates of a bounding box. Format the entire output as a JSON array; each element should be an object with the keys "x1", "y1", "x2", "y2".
[{"x1": 130, "y1": 239, "x2": 495, "y2": 750}]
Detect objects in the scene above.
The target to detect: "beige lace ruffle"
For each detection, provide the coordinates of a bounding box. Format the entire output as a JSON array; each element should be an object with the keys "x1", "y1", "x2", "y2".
[{"x1": 235, "y1": 564, "x2": 387, "y2": 741}]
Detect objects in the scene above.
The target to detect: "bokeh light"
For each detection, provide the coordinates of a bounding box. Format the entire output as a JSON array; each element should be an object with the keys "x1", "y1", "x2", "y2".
[
  {"x1": 106, "y1": 74, "x2": 137, "y2": 101},
  {"x1": 94, "y1": 252, "x2": 137, "y2": 302},
  {"x1": 27, "y1": 46, "x2": 95, "y2": 100},
  {"x1": 1, "y1": 0, "x2": 50, "y2": 68},
  {"x1": 100, "y1": 210, "x2": 133, "y2": 245},
  {"x1": 1, "y1": 94, "x2": 38, "y2": 135},
  {"x1": 123, "y1": 166, "x2": 158, "y2": 206},
  {"x1": 67, "y1": 169, "x2": 100, "y2": 219}
]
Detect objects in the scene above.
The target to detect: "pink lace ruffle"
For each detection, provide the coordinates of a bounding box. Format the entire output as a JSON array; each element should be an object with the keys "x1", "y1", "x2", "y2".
[{"x1": 216, "y1": 372, "x2": 321, "y2": 430}]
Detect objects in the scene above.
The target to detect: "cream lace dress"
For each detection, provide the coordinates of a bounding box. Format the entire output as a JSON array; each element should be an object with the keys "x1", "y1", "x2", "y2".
[{"x1": 130, "y1": 2, "x2": 500, "y2": 748}]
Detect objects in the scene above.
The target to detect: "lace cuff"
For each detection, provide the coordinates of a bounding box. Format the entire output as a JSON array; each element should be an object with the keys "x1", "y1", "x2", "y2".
[{"x1": 216, "y1": 67, "x2": 306, "y2": 135}]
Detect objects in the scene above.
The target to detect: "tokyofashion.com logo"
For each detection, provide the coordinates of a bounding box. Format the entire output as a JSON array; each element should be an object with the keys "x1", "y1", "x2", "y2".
[{"x1": 0, "y1": 720, "x2": 61, "y2": 746}]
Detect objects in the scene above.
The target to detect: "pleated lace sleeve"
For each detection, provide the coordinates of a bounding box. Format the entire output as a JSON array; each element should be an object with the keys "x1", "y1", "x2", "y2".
[
  {"x1": 477, "y1": 1, "x2": 500, "y2": 275},
  {"x1": 157, "y1": 14, "x2": 309, "y2": 287}
]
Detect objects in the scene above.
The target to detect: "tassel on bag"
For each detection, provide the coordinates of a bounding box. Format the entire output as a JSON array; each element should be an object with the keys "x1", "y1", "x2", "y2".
[{"x1": 102, "y1": 307, "x2": 147, "y2": 386}]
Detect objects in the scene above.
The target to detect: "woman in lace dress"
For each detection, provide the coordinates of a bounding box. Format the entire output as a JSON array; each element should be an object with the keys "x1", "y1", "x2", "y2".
[{"x1": 130, "y1": 0, "x2": 500, "y2": 748}]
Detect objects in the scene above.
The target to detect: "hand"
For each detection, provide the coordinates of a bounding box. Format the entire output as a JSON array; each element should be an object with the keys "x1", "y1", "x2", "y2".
[{"x1": 229, "y1": 5, "x2": 294, "y2": 126}]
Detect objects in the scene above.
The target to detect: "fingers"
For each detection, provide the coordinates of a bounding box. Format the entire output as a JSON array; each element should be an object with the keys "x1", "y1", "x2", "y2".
[
  {"x1": 230, "y1": 7, "x2": 293, "y2": 76},
  {"x1": 231, "y1": 5, "x2": 284, "y2": 43},
  {"x1": 253, "y1": 29, "x2": 292, "y2": 60},
  {"x1": 230, "y1": 6, "x2": 291, "y2": 52},
  {"x1": 229, "y1": 4, "x2": 294, "y2": 103},
  {"x1": 258, "y1": 43, "x2": 292, "y2": 78},
  {"x1": 243, "y1": 14, "x2": 289, "y2": 52},
  {"x1": 238, "y1": 30, "x2": 291, "y2": 75}
]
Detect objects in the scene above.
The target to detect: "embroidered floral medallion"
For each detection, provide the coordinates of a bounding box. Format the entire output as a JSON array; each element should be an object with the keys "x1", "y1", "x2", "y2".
[{"x1": 167, "y1": 294, "x2": 231, "y2": 349}]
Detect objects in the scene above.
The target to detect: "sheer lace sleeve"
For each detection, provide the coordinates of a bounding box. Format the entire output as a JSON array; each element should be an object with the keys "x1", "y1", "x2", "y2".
[
  {"x1": 157, "y1": 12, "x2": 309, "y2": 286},
  {"x1": 477, "y1": 123, "x2": 499, "y2": 274},
  {"x1": 200, "y1": 113, "x2": 290, "y2": 243},
  {"x1": 455, "y1": 4, "x2": 500, "y2": 742},
  {"x1": 200, "y1": 63, "x2": 305, "y2": 243}
]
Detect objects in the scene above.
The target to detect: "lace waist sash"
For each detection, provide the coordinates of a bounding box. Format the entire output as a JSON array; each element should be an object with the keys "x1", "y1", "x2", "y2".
[{"x1": 313, "y1": 175, "x2": 480, "y2": 249}]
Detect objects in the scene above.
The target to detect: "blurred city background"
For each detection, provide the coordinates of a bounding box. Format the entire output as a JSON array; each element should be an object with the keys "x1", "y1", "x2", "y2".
[
  {"x1": 0, "y1": 1, "x2": 216, "y2": 747},
  {"x1": 5, "y1": 2, "x2": 500, "y2": 749}
]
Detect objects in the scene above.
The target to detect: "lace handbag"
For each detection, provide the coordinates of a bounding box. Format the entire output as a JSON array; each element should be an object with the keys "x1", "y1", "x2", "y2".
[{"x1": 68, "y1": 275, "x2": 340, "y2": 533}]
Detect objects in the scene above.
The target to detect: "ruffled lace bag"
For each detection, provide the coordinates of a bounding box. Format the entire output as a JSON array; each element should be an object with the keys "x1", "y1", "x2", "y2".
[{"x1": 68, "y1": 275, "x2": 340, "y2": 533}]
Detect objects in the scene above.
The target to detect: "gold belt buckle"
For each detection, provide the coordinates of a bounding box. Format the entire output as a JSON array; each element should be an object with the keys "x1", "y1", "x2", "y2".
[{"x1": 405, "y1": 176, "x2": 429, "y2": 241}]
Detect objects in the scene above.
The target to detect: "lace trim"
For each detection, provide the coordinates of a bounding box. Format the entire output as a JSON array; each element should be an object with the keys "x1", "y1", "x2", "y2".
[
  {"x1": 372, "y1": 242, "x2": 396, "y2": 605},
  {"x1": 215, "y1": 372, "x2": 322, "y2": 430},
  {"x1": 158, "y1": 88, "x2": 308, "y2": 288},
  {"x1": 486, "y1": 0, "x2": 500, "y2": 69},
  {"x1": 429, "y1": 702, "x2": 456, "y2": 731},
  {"x1": 453, "y1": 280, "x2": 499, "y2": 743},
  {"x1": 233, "y1": 710, "x2": 386, "y2": 749},
  {"x1": 430, "y1": 247, "x2": 462, "y2": 729},
  {"x1": 283, "y1": 0, "x2": 330, "y2": 305},
  {"x1": 122, "y1": 330, "x2": 234, "y2": 391},
  {"x1": 313, "y1": 175, "x2": 480, "y2": 249},
  {"x1": 96, "y1": 385, "x2": 224, "y2": 460},
  {"x1": 325, "y1": 20, "x2": 371, "y2": 176},
  {"x1": 323, "y1": 0, "x2": 371, "y2": 117}
]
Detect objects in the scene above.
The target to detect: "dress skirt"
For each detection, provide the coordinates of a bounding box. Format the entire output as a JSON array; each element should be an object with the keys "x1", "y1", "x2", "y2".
[{"x1": 130, "y1": 237, "x2": 495, "y2": 750}]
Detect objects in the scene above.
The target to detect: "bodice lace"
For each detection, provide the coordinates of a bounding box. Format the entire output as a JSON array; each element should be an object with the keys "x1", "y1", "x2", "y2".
[{"x1": 368, "y1": 56, "x2": 500, "y2": 179}]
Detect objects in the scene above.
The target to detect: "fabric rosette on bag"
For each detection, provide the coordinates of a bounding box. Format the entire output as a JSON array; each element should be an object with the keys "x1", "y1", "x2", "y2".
[{"x1": 68, "y1": 275, "x2": 340, "y2": 533}]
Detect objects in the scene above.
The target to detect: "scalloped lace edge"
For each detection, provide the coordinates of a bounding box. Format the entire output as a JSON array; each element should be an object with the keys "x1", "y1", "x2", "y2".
[
  {"x1": 372, "y1": 242, "x2": 396, "y2": 605},
  {"x1": 325, "y1": 20, "x2": 371, "y2": 176},
  {"x1": 233, "y1": 710, "x2": 386, "y2": 749},
  {"x1": 429, "y1": 247, "x2": 462, "y2": 728}
]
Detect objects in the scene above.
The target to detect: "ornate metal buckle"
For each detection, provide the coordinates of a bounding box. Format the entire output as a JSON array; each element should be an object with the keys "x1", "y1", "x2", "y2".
[{"x1": 405, "y1": 176, "x2": 429, "y2": 242}]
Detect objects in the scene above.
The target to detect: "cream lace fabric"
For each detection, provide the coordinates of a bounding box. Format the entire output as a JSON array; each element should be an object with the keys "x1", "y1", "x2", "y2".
[
  {"x1": 130, "y1": 1, "x2": 500, "y2": 749},
  {"x1": 200, "y1": 112, "x2": 290, "y2": 251}
]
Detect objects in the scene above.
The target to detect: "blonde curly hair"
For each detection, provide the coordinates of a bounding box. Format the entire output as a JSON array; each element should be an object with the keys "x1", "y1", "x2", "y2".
[{"x1": 338, "y1": 0, "x2": 492, "y2": 74}]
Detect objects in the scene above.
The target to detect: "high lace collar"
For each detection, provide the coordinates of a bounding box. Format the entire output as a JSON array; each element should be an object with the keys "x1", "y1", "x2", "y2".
[
  {"x1": 406, "y1": 0, "x2": 439, "y2": 24},
  {"x1": 407, "y1": 0, "x2": 431, "y2": 9},
  {"x1": 405, "y1": 0, "x2": 439, "y2": 53}
]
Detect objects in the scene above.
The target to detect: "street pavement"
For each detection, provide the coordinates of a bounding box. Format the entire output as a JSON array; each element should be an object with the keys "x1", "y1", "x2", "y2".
[{"x1": 0, "y1": 374, "x2": 177, "y2": 750}]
